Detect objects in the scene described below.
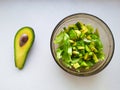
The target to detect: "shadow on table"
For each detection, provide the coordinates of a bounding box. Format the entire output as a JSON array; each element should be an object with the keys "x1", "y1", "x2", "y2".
[{"x1": 57, "y1": 67, "x2": 105, "y2": 88}]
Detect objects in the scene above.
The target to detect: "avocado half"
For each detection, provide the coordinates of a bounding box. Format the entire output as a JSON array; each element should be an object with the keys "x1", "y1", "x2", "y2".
[{"x1": 14, "y1": 27, "x2": 35, "y2": 69}]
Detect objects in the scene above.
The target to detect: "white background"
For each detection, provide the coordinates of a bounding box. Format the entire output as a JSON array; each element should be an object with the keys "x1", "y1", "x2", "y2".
[{"x1": 0, "y1": 0, "x2": 119, "y2": 90}]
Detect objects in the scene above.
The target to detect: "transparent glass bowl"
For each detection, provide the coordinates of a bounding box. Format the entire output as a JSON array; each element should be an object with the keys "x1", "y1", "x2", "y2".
[{"x1": 50, "y1": 13, "x2": 115, "y2": 76}]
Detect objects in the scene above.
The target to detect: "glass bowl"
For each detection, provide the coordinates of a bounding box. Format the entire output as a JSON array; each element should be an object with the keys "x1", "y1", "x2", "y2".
[{"x1": 50, "y1": 13, "x2": 115, "y2": 76}]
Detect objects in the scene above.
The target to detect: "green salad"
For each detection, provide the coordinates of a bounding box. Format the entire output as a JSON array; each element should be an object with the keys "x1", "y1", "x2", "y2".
[{"x1": 54, "y1": 21, "x2": 105, "y2": 72}]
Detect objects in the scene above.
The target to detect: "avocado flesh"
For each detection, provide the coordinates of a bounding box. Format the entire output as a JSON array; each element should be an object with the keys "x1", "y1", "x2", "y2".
[{"x1": 14, "y1": 27, "x2": 35, "y2": 69}]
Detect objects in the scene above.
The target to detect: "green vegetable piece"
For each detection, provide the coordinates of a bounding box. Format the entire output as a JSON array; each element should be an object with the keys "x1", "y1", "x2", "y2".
[
  {"x1": 75, "y1": 30, "x2": 81, "y2": 37},
  {"x1": 69, "y1": 30, "x2": 77, "y2": 40},
  {"x1": 86, "y1": 61, "x2": 94, "y2": 67},
  {"x1": 63, "y1": 27, "x2": 69, "y2": 33},
  {"x1": 87, "y1": 35, "x2": 91, "y2": 40},
  {"x1": 81, "y1": 24, "x2": 88, "y2": 34},
  {"x1": 56, "y1": 48, "x2": 63, "y2": 59},
  {"x1": 72, "y1": 42, "x2": 77, "y2": 46},
  {"x1": 84, "y1": 53, "x2": 89, "y2": 60},
  {"x1": 69, "y1": 39, "x2": 75, "y2": 43},
  {"x1": 68, "y1": 46, "x2": 72, "y2": 56},
  {"x1": 71, "y1": 58, "x2": 80, "y2": 63},
  {"x1": 81, "y1": 61, "x2": 88, "y2": 67},
  {"x1": 91, "y1": 34, "x2": 98, "y2": 39},
  {"x1": 83, "y1": 38, "x2": 91, "y2": 43},
  {"x1": 75, "y1": 22, "x2": 82, "y2": 30},
  {"x1": 85, "y1": 45, "x2": 91, "y2": 52},
  {"x1": 80, "y1": 33, "x2": 85, "y2": 38},
  {"x1": 62, "y1": 60, "x2": 72, "y2": 69},
  {"x1": 72, "y1": 51, "x2": 79, "y2": 55},
  {"x1": 89, "y1": 44, "x2": 98, "y2": 53},
  {"x1": 68, "y1": 24, "x2": 78, "y2": 30},
  {"x1": 94, "y1": 28, "x2": 100, "y2": 37},
  {"x1": 85, "y1": 61, "x2": 94, "y2": 69},
  {"x1": 73, "y1": 63, "x2": 80, "y2": 69},
  {"x1": 97, "y1": 51, "x2": 105, "y2": 60},
  {"x1": 64, "y1": 33, "x2": 69, "y2": 41},
  {"x1": 54, "y1": 31, "x2": 64, "y2": 44},
  {"x1": 93, "y1": 53, "x2": 99, "y2": 63},
  {"x1": 89, "y1": 52, "x2": 93, "y2": 56},
  {"x1": 81, "y1": 29, "x2": 88, "y2": 34},
  {"x1": 14, "y1": 27, "x2": 35, "y2": 69},
  {"x1": 95, "y1": 39, "x2": 103, "y2": 49},
  {"x1": 62, "y1": 52, "x2": 71, "y2": 63},
  {"x1": 77, "y1": 46, "x2": 85, "y2": 50},
  {"x1": 79, "y1": 54, "x2": 83, "y2": 57},
  {"x1": 72, "y1": 47, "x2": 77, "y2": 50},
  {"x1": 86, "y1": 24, "x2": 94, "y2": 33}
]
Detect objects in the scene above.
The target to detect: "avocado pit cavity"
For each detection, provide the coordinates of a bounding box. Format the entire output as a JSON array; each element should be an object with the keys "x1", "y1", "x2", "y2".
[{"x1": 19, "y1": 34, "x2": 28, "y2": 47}]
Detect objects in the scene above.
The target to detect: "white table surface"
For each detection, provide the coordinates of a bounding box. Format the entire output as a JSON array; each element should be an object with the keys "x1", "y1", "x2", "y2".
[{"x1": 0, "y1": 0, "x2": 119, "y2": 90}]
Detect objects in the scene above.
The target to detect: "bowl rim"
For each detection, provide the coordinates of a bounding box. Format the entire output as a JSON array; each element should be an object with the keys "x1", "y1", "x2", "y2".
[{"x1": 50, "y1": 13, "x2": 115, "y2": 76}]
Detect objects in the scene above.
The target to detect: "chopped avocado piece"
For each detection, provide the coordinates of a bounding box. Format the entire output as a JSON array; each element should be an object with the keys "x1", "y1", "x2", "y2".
[
  {"x1": 72, "y1": 51, "x2": 79, "y2": 55},
  {"x1": 93, "y1": 53, "x2": 99, "y2": 63},
  {"x1": 69, "y1": 39, "x2": 75, "y2": 43},
  {"x1": 74, "y1": 30, "x2": 81, "y2": 37},
  {"x1": 84, "y1": 53, "x2": 89, "y2": 60},
  {"x1": 77, "y1": 46, "x2": 85, "y2": 50},
  {"x1": 72, "y1": 63, "x2": 80, "y2": 69},
  {"x1": 87, "y1": 35, "x2": 92, "y2": 40},
  {"x1": 14, "y1": 26, "x2": 35, "y2": 69}
]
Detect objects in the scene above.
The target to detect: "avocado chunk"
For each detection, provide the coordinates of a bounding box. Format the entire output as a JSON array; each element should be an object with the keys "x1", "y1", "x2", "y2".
[{"x1": 14, "y1": 27, "x2": 35, "y2": 69}]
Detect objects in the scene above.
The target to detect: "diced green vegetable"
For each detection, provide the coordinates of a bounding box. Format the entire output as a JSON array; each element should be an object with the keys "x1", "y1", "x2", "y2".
[
  {"x1": 84, "y1": 53, "x2": 89, "y2": 60},
  {"x1": 94, "y1": 29, "x2": 100, "y2": 37},
  {"x1": 75, "y1": 22, "x2": 82, "y2": 30},
  {"x1": 56, "y1": 48, "x2": 63, "y2": 59},
  {"x1": 72, "y1": 63, "x2": 80, "y2": 69},
  {"x1": 54, "y1": 21, "x2": 105, "y2": 72},
  {"x1": 69, "y1": 30, "x2": 77, "y2": 40},
  {"x1": 75, "y1": 30, "x2": 81, "y2": 37},
  {"x1": 93, "y1": 53, "x2": 99, "y2": 63},
  {"x1": 72, "y1": 51, "x2": 79, "y2": 55},
  {"x1": 68, "y1": 46, "x2": 72, "y2": 55},
  {"x1": 85, "y1": 45, "x2": 91, "y2": 52},
  {"x1": 81, "y1": 61, "x2": 88, "y2": 67},
  {"x1": 86, "y1": 24, "x2": 94, "y2": 33},
  {"x1": 77, "y1": 46, "x2": 85, "y2": 50},
  {"x1": 54, "y1": 31, "x2": 64, "y2": 44}
]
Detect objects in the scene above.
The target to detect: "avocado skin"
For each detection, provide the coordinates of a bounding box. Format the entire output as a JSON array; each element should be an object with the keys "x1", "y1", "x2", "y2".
[{"x1": 14, "y1": 26, "x2": 35, "y2": 70}]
